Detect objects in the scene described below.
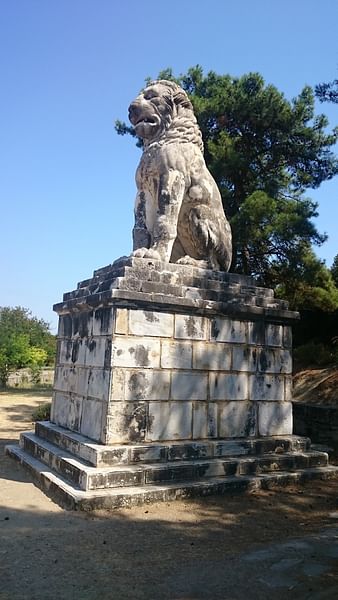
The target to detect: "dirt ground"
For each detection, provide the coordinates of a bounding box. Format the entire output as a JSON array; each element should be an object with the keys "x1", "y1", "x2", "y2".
[
  {"x1": 293, "y1": 367, "x2": 338, "y2": 406},
  {"x1": 1, "y1": 388, "x2": 338, "y2": 599}
]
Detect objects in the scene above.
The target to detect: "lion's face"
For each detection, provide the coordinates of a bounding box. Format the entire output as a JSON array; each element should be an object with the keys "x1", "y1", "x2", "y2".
[
  {"x1": 128, "y1": 83, "x2": 172, "y2": 141},
  {"x1": 129, "y1": 80, "x2": 193, "y2": 142}
]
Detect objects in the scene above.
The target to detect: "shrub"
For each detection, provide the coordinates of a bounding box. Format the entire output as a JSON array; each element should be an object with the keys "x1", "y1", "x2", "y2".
[
  {"x1": 32, "y1": 402, "x2": 51, "y2": 422},
  {"x1": 293, "y1": 342, "x2": 334, "y2": 369}
]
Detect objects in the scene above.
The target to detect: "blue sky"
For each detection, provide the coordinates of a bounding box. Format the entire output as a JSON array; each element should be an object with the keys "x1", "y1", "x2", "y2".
[{"x1": 1, "y1": 0, "x2": 337, "y2": 331}]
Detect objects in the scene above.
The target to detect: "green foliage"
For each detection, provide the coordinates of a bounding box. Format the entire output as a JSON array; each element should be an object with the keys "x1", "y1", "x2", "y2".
[
  {"x1": 276, "y1": 248, "x2": 338, "y2": 311},
  {"x1": 316, "y1": 78, "x2": 338, "y2": 104},
  {"x1": 293, "y1": 341, "x2": 335, "y2": 369},
  {"x1": 32, "y1": 402, "x2": 51, "y2": 422},
  {"x1": 0, "y1": 307, "x2": 56, "y2": 388},
  {"x1": 116, "y1": 67, "x2": 338, "y2": 310},
  {"x1": 331, "y1": 255, "x2": 338, "y2": 287}
]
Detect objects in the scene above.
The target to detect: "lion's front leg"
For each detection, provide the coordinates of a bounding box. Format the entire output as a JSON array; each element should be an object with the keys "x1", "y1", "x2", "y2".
[{"x1": 151, "y1": 171, "x2": 186, "y2": 262}]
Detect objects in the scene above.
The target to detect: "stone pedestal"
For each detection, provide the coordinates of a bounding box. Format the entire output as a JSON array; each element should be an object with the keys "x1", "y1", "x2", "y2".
[
  {"x1": 7, "y1": 257, "x2": 338, "y2": 509},
  {"x1": 52, "y1": 257, "x2": 296, "y2": 445}
]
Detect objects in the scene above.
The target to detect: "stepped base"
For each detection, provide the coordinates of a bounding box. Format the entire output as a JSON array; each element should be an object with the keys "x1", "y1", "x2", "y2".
[{"x1": 6, "y1": 422, "x2": 338, "y2": 510}]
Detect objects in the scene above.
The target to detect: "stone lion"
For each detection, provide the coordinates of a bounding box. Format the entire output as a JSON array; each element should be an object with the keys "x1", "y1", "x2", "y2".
[{"x1": 128, "y1": 80, "x2": 232, "y2": 271}]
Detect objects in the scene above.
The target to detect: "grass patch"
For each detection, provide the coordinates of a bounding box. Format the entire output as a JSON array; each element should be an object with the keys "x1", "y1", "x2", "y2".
[{"x1": 0, "y1": 386, "x2": 53, "y2": 397}]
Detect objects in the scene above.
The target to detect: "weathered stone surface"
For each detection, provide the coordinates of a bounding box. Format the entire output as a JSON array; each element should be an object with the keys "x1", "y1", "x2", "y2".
[
  {"x1": 160, "y1": 340, "x2": 192, "y2": 369},
  {"x1": 219, "y1": 402, "x2": 257, "y2": 438},
  {"x1": 128, "y1": 310, "x2": 173, "y2": 337},
  {"x1": 232, "y1": 346, "x2": 258, "y2": 372},
  {"x1": 193, "y1": 342, "x2": 232, "y2": 371},
  {"x1": 192, "y1": 402, "x2": 217, "y2": 439},
  {"x1": 174, "y1": 314, "x2": 208, "y2": 340},
  {"x1": 112, "y1": 336, "x2": 161, "y2": 368},
  {"x1": 258, "y1": 402, "x2": 293, "y2": 436},
  {"x1": 106, "y1": 402, "x2": 148, "y2": 443},
  {"x1": 51, "y1": 392, "x2": 82, "y2": 433},
  {"x1": 148, "y1": 402, "x2": 193, "y2": 441},
  {"x1": 124, "y1": 370, "x2": 170, "y2": 401},
  {"x1": 171, "y1": 372, "x2": 208, "y2": 401},
  {"x1": 249, "y1": 374, "x2": 285, "y2": 402},
  {"x1": 209, "y1": 373, "x2": 249, "y2": 401},
  {"x1": 210, "y1": 318, "x2": 247, "y2": 344}
]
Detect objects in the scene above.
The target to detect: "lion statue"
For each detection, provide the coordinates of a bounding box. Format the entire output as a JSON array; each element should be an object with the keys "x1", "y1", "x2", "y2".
[{"x1": 128, "y1": 80, "x2": 232, "y2": 271}]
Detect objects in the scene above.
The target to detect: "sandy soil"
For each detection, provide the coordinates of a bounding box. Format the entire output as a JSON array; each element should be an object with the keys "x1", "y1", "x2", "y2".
[{"x1": 1, "y1": 389, "x2": 338, "y2": 599}]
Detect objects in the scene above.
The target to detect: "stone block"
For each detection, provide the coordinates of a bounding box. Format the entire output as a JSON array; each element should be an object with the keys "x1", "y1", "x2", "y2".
[
  {"x1": 114, "y1": 308, "x2": 128, "y2": 334},
  {"x1": 209, "y1": 373, "x2": 248, "y2": 401},
  {"x1": 171, "y1": 372, "x2": 208, "y2": 400},
  {"x1": 192, "y1": 402, "x2": 217, "y2": 439},
  {"x1": 265, "y1": 324, "x2": 283, "y2": 347},
  {"x1": 57, "y1": 314, "x2": 73, "y2": 338},
  {"x1": 249, "y1": 374, "x2": 284, "y2": 401},
  {"x1": 285, "y1": 376, "x2": 293, "y2": 401},
  {"x1": 148, "y1": 401, "x2": 192, "y2": 441},
  {"x1": 232, "y1": 346, "x2": 258, "y2": 372},
  {"x1": 174, "y1": 314, "x2": 208, "y2": 340},
  {"x1": 92, "y1": 307, "x2": 113, "y2": 336},
  {"x1": 283, "y1": 326, "x2": 292, "y2": 348},
  {"x1": 87, "y1": 368, "x2": 111, "y2": 401},
  {"x1": 54, "y1": 366, "x2": 78, "y2": 394},
  {"x1": 107, "y1": 402, "x2": 148, "y2": 443},
  {"x1": 124, "y1": 370, "x2": 170, "y2": 401},
  {"x1": 110, "y1": 369, "x2": 125, "y2": 400},
  {"x1": 248, "y1": 321, "x2": 265, "y2": 346},
  {"x1": 193, "y1": 343, "x2": 231, "y2": 371},
  {"x1": 51, "y1": 392, "x2": 82, "y2": 433},
  {"x1": 112, "y1": 337, "x2": 161, "y2": 368},
  {"x1": 128, "y1": 309, "x2": 173, "y2": 337},
  {"x1": 258, "y1": 349, "x2": 292, "y2": 374},
  {"x1": 210, "y1": 318, "x2": 247, "y2": 343},
  {"x1": 81, "y1": 398, "x2": 105, "y2": 442},
  {"x1": 76, "y1": 367, "x2": 89, "y2": 397},
  {"x1": 258, "y1": 401, "x2": 293, "y2": 436},
  {"x1": 72, "y1": 311, "x2": 94, "y2": 339},
  {"x1": 218, "y1": 401, "x2": 257, "y2": 438},
  {"x1": 161, "y1": 341, "x2": 192, "y2": 369},
  {"x1": 85, "y1": 337, "x2": 112, "y2": 368}
]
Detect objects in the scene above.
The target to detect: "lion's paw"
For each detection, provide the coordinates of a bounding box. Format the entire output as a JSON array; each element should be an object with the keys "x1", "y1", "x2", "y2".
[
  {"x1": 132, "y1": 248, "x2": 162, "y2": 261},
  {"x1": 176, "y1": 256, "x2": 209, "y2": 269}
]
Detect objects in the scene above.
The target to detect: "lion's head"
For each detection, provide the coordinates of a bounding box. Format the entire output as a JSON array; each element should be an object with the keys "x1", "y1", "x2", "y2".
[{"x1": 128, "y1": 80, "x2": 203, "y2": 150}]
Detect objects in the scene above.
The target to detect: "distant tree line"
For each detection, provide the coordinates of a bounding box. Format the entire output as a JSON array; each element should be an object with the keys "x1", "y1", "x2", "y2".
[{"x1": 0, "y1": 306, "x2": 56, "y2": 388}]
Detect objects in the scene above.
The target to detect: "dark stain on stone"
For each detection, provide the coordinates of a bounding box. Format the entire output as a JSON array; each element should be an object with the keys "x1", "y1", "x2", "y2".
[
  {"x1": 185, "y1": 316, "x2": 198, "y2": 338},
  {"x1": 124, "y1": 403, "x2": 147, "y2": 442},
  {"x1": 129, "y1": 372, "x2": 147, "y2": 400},
  {"x1": 144, "y1": 311, "x2": 159, "y2": 323},
  {"x1": 71, "y1": 340, "x2": 80, "y2": 363},
  {"x1": 78, "y1": 313, "x2": 89, "y2": 338},
  {"x1": 72, "y1": 315, "x2": 79, "y2": 337},
  {"x1": 250, "y1": 321, "x2": 265, "y2": 345},
  {"x1": 104, "y1": 339, "x2": 112, "y2": 368},
  {"x1": 244, "y1": 405, "x2": 256, "y2": 437},
  {"x1": 259, "y1": 349, "x2": 269, "y2": 372},
  {"x1": 94, "y1": 308, "x2": 111, "y2": 334},
  {"x1": 211, "y1": 320, "x2": 220, "y2": 340},
  {"x1": 65, "y1": 340, "x2": 72, "y2": 361},
  {"x1": 134, "y1": 345, "x2": 149, "y2": 366},
  {"x1": 62, "y1": 315, "x2": 72, "y2": 337},
  {"x1": 88, "y1": 338, "x2": 96, "y2": 353}
]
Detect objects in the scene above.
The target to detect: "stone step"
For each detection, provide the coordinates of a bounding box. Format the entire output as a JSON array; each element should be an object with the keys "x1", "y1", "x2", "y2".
[
  {"x1": 6, "y1": 444, "x2": 338, "y2": 511},
  {"x1": 36, "y1": 421, "x2": 311, "y2": 467},
  {"x1": 20, "y1": 431, "x2": 327, "y2": 491}
]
